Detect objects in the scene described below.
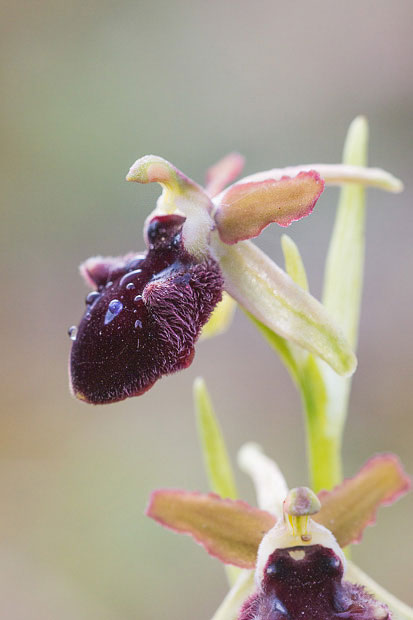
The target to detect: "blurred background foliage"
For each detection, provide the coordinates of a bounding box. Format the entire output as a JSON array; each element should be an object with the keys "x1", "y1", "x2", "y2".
[{"x1": 1, "y1": 0, "x2": 412, "y2": 618}]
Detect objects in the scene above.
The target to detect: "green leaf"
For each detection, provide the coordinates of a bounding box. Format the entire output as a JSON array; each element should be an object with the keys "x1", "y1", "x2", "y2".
[
  {"x1": 316, "y1": 116, "x2": 370, "y2": 455},
  {"x1": 194, "y1": 377, "x2": 238, "y2": 501},
  {"x1": 322, "y1": 116, "x2": 368, "y2": 349},
  {"x1": 194, "y1": 377, "x2": 240, "y2": 585}
]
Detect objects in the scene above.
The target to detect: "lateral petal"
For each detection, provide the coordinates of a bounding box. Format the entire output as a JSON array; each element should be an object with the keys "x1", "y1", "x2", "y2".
[{"x1": 214, "y1": 171, "x2": 324, "y2": 244}]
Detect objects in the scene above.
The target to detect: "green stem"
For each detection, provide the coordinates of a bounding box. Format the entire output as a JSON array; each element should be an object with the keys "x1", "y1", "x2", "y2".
[
  {"x1": 305, "y1": 116, "x2": 368, "y2": 493},
  {"x1": 298, "y1": 357, "x2": 343, "y2": 492},
  {"x1": 300, "y1": 118, "x2": 369, "y2": 493},
  {"x1": 306, "y1": 414, "x2": 342, "y2": 492}
]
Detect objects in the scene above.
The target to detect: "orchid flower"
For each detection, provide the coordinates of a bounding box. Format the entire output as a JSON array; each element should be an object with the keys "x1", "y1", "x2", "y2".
[
  {"x1": 147, "y1": 442, "x2": 411, "y2": 620},
  {"x1": 68, "y1": 141, "x2": 402, "y2": 404}
]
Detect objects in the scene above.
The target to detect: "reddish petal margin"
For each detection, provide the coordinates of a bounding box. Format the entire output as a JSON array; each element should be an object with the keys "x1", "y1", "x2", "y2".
[
  {"x1": 214, "y1": 171, "x2": 324, "y2": 244},
  {"x1": 146, "y1": 490, "x2": 276, "y2": 568},
  {"x1": 315, "y1": 454, "x2": 411, "y2": 547},
  {"x1": 205, "y1": 153, "x2": 245, "y2": 198}
]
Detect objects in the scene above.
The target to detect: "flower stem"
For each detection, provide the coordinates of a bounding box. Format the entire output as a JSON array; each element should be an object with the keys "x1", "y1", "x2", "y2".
[
  {"x1": 306, "y1": 415, "x2": 342, "y2": 492},
  {"x1": 303, "y1": 117, "x2": 369, "y2": 493},
  {"x1": 298, "y1": 357, "x2": 343, "y2": 492}
]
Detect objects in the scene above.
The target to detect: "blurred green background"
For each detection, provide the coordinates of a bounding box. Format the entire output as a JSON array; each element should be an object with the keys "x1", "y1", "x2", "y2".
[{"x1": 1, "y1": 0, "x2": 412, "y2": 618}]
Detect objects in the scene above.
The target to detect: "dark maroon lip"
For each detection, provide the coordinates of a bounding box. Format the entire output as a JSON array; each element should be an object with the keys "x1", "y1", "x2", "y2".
[
  {"x1": 240, "y1": 544, "x2": 390, "y2": 619},
  {"x1": 69, "y1": 214, "x2": 223, "y2": 405}
]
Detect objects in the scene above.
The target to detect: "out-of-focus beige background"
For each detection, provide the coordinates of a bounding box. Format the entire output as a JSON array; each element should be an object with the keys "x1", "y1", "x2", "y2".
[{"x1": 1, "y1": 1, "x2": 412, "y2": 618}]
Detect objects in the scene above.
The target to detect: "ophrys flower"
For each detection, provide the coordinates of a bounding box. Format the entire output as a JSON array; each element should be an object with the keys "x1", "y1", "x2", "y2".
[{"x1": 68, "y1": 152, "x2": 402, "y2": 404}]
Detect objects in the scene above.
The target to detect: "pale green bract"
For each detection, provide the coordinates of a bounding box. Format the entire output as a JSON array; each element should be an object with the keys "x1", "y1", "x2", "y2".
[
  {"x1": 194, "y1": 377, "x2": 241, "y2": 586},
  {"x1": 194, "y1": 377, "x2": 238, "y2": 502}
]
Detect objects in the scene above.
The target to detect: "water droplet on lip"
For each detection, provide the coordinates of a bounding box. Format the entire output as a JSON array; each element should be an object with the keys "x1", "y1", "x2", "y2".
[
  {"x1": 134, "y1": 319, "x2": 143, "y2": 329},
  {"x1": 126, "y1": 256, "x2": 145, "y2": 271},
  {"x1": 68, "y1": 326, "x2": 78, "y2": 341},
  {"x1": 86, "y1": 291, "x2": 100, "y2": 305},
  {"x1": 119, "y1": 269, "x2": 143, "y2": 287},
  {"x1": 126, "y1": 282, "x2": 135, "y2": 290},
  {"x1": 104, "y1": 299, "x2": 123, "y2": 325}
]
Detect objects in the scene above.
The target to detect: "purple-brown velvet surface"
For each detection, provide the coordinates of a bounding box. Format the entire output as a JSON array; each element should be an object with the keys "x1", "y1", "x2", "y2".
[
  {"x1": 69, "y1": 214, "x2": 223, "y2": 404},
  {"x1": 239, "y1": 545, "x2": 390, "y2": 620}
]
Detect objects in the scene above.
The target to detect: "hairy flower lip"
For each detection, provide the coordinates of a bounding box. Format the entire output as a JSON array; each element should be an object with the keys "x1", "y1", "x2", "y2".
[
  {"x1": 241, "y1": 542, "x2": 391, "y2": 620},
  {"x1": 69, "y1": 214, "x2": 223, "y2": 404}
]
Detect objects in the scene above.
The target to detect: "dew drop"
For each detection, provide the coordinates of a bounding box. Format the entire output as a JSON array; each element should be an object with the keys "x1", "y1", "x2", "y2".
[
  {"x1": 271, "y1": 599, "x2": 289, "y2": 616},
  {"x1": 105, "y1": 281, "x2": 113, "y2": 289},
  {"x1": 68, "y1": 326, "x2": 78, "y2": 341},
  {"x1": 104, "y1": 299, "x2": 123, "y2": 325},
  {"x1": 119, "y1": 269, "x2": 143, "y2": 287},
  {"x1": 134, "y1": 294, "x2": 143, "y2": 303},
  {"x1": 86, "y1": 291, "x2": 100, "y2": 305},
  {"x1": 126, "y1": 282, "x2": 135, "y2": 290},
  {"x1": 109, "y1": 299, "x2": 123, "y2": 313},
  {"x1": 126, "y1": 256, "x2": 144, "y2": 271},
  {"x1": 134, "y1": 319, "x2": 143, "y2": 329}
]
